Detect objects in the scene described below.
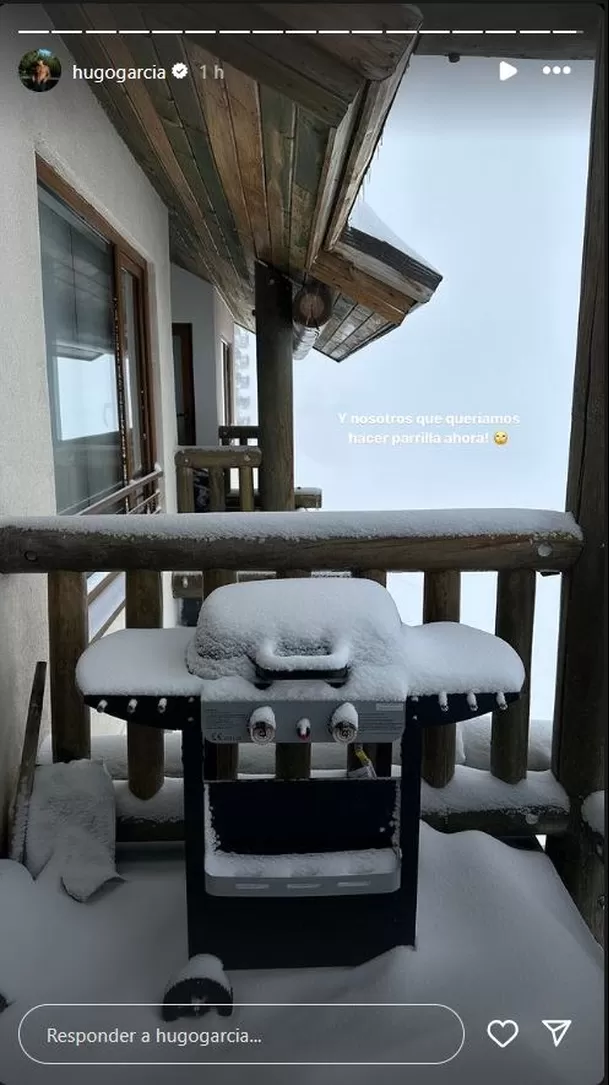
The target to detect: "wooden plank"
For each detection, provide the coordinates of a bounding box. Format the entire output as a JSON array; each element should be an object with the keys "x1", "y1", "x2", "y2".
[
  {"x1": 414, "y1": 4, "x2": 598, "y2": 59},
  {"x1": 546, "y1": 25, "x2": 606, "y2": 936},
  {"x1": 332, "y1": 311, "x2": 390, "y2": 361},
  {"x1": 221, "y1": 66, "x2": 272, "y2": 262},
  {"x1": 115, "y1": 802, "x2": 570, "y2": 844},
  {"x1": 306, "y1": 96, "x2": 361, "y2": 267},
  {"x1": 289, "y1": 111, "x2": 328, "y2": 275},
  {"x1": 314, "y1": 293, "x2": 355, "y2": 350},
  {"x1": 320, "y1": 303, "x2": 372, "y2": 357},
  {"x1": 351, "y1": 570, "x2": 392, "y2": 775},
  {"x1": 238, "y1": 466, "x2": 256, "y2": 512},
  {"x1": 72, "y1": 5, "x2": 244, "y2": 306},
  {"x1": 255, "y1": 262, "x2": 296, "y2": 512},
  {"x1": 1, "y1": 515, "x2": 584, "y2": 574},
  {"x1": 261, "y1": 3, "x2": 422, "y2": 79},
  {"x1": 325, "y1": 39, "x2": 418, "y2": 250},
  {"x1": 176, "y1": 463, "x2": 196, "y2": 514},
  {"x1": 336, "y1": 230, "x2": 442, "y2": 300},
  {"x1": 158, "y1": 4, "x2": 355, "y2": 128},
  {"x1": 311, "y1": 248, "x2": 410, "y2": 323},
  {"x1": 48, "y1": 572, "x2": 89, "y2": 763},
  {"x1": 491, "y1": 570, "x2": 536, "y2": 784},
  {"x1": 8, "y1": 662, "x2": 47, "y2": 864},
  {"x1": 175, "y1": 445, "x2": 261, "y2": 469},
  {"x1": 125, "y1": 570, "x2": 164, "y2": 799},
  {"x1": 140, "y1": 26, "x2": 251, "y2": 284},
  {"x1": 421, "y1": 571, "x2": 461, "y2": 787},
  {"x1": 185, "y1": 42, "x2": 254, "y2": 258},
  {"x1": 259, "y1": 88, "x2": 297, "y2": 273}
]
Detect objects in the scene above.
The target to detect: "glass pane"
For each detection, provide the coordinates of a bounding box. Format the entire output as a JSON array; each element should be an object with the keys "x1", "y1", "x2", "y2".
[
  {"x1": 121, "y1": 269, "x2": 143, "y2": 477},
  {"x1": 38, "y1": 186, "x2": 123, "y2": 514}
]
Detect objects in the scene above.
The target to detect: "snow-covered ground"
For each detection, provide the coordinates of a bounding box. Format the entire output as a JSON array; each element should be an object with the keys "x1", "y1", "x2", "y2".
[{"x1": 0, "y1": 825, "x2": 603, "y2": 1085}]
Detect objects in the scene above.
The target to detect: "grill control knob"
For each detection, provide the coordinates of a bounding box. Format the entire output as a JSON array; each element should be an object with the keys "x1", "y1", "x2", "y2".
[
  {"x1": 329, "y1": 703, "x2": 359, "y2": 744},
  {"x1": 248, "y1": 707, "x2": 276, "y2": 744}
]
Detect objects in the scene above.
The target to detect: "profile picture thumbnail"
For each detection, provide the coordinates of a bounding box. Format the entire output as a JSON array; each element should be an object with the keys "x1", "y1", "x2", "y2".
[{"x1": 18, "y1": 48, "x2": 62, "y2": 92}]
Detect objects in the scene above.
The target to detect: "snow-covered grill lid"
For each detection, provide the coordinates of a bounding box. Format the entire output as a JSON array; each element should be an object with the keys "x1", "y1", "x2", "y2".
[{"x1": 186, "y1": 577, "x2": 405, "y2": 683}]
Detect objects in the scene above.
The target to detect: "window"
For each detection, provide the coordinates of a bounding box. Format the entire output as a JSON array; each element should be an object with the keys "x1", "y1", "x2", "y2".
[
  {"x1": 37, "y1": 160, "x2": 156, "y2": 515},
  {"x1": 222, "y1": 340, "x2": 235, "y2": 427},
  {"x1": 36, "y1": 159, "x2": 160, "y2": 641}
]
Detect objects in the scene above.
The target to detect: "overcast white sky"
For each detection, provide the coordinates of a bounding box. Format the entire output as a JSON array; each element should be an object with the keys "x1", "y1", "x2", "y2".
[{"x1": 291, "y1": 55, "x2": 594, "y2": 719}]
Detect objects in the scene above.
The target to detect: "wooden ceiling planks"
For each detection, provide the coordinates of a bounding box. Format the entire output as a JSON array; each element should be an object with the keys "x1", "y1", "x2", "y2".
[
  {"x1": 414, "y1": 4, "x2": 599, "y2": 59},
  {"x1": 44, "y1": 2, "x2": 436, "y2": 357},
  {"x1": 260, "y1": 3, "x2": 422, "y2": 80}
]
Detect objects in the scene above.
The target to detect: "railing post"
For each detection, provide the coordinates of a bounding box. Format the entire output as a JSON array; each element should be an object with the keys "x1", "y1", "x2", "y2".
[
  {"x1": 176, "y1": 459, "x2": 196, "y2": 514},
  {"x1": 48, "y1": 571, "x2": 89, "y2": 762},
  {"x1": 546, "y1": 25, "x2": 606, "y2": 938},
  {"x1": 125, "y1": 569, "x2": 164, "y2": 799},
  {"x1": 350, "y1": 569, "x2": 393, "y2": 776},
  {"x1": 421, "y1": 571, "x2": 461, "y2": 787},
  {"x1": 491, "y1": 569, "x2": 536, "y2": 783}
]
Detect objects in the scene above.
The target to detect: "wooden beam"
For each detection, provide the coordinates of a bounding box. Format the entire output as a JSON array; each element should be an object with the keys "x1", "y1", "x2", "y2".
[
  {"x1": 259, "y1": 87, "x2": 297, "y2": 272},
  {"x1": 0, "y1": 512, "x2": 584, "y2": 574},
  {"x1": 491, "y1": 570, "x2": 536, "y2": 784},
  {"x1": 311, "y1": 249, "x2": 408, "y2": 323},
  {"x1": 48, "y1": 572, "x2": 89, "y2": 763},
  {"x1": 175, "y1": 445, "x2": 261, "y2": 469},
  {"x1": 421, "y1": 571, "x2": 461, "y2": 787},
  {"x1": 7, "y1": 662, "x2": 47, "y2": 863},
  {"x1": 163, "y1": 4, "x2": 360, "y2": 128},
  {"x1": 325, "y1": 36, "x2": 419, "y2": 249},
  {"x1": 546, "y1": 23, "x2": 606, "y2": 935},
  {"x1": 255, "y1": 262, "x2": 296, "y2": 511},
  {"x1": 125, "y1": 570, "x2": 164, "y2": 799},
  {"x1": 414, "y1": 4, "x2": 598, "y2": 59},
  {"x1": 254, "y1": 262, "x2": 308, "y2": 780},
  {"x1": 116, "y1": 801, "x2": 570, "y2": 843},
  {"x1": 261, "y1": 4, "x2": 423, "y2": 80}
]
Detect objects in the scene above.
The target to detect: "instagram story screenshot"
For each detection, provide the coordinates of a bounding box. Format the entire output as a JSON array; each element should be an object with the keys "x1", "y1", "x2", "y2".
[{"x1": 0, "y1": 2, "x2": 606, "y2": 1084}]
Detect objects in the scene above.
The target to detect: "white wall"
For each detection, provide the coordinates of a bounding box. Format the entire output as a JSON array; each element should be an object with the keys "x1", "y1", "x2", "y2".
[
  {"x1": 0, "y1": 3, "x2": 177, "y2": 848},
  {"x1": 170, "y1": 265, "x2": 234, "y2": 445}
]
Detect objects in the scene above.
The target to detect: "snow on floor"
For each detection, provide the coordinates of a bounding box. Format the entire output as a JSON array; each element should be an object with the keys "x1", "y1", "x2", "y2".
[{"x1": 0, "y1": 825, "x2": 602, "y2": 1085}]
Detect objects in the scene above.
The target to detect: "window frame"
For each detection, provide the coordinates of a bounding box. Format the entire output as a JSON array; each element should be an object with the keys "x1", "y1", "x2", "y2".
[
  {"x1": 36, "y1": 156, "x2": 157, "y2": 513},
  {"x1": 222, "y1": 338, "x2": 235, "y2": 428}
]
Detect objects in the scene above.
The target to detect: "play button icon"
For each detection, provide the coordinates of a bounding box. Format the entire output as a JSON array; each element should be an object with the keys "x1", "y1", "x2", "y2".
[{"x1": 499, "y1": 61, "x2": 518, "y2": 81}]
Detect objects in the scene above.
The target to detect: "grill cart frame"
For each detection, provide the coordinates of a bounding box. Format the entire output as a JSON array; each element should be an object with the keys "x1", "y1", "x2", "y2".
[{"x1": 76, "y1": 579, "x2": 522, "y2": 1019}]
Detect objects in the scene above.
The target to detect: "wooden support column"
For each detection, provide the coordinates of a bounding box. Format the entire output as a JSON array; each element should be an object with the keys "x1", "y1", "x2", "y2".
[
  {"x1": 255, "y1": 261, "x2": 295, "y2": 513},
  {"x1": 421, "y1": 571, "x2": 461, "y2": 787},
  {"x1": 126, "y1": 570, "x2": 164, "y2": 799},
  {"x1": 48, "y1": 571, "x2": 89, "y2": 762},
  {"x1": 546, "y1": 24, "x2": 606, "y2": 939},
  {"x1": 491, "y1": 569, "x2": 536, "y2": 783},
  {"x1": 350, "y1": 569, "x2": 393, "y2": 776},
  {"x1": 255, "y1": 261, "x2": 308, "y2": 779}
]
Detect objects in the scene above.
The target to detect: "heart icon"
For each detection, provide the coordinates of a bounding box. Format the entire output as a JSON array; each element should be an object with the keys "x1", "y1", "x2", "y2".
[{"x1": 487, "y1": 1020, "x2": 519, "y2": 1048}]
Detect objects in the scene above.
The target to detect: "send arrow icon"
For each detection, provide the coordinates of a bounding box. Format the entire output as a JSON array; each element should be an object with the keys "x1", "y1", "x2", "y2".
[{"x1": 542, "y1": 1021, "x2": 572, "y2": 1047}]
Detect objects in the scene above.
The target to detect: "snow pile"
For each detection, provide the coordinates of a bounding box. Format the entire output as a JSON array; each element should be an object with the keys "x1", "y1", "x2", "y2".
[
  {"x1": 403, "y1": 622, "x2": 524, "y2": 696},
  {"x1": 582, "y1": 792, "x2": 604, "y2": 837},
  {"x1": 0, "y1": 825, "x2": 603, "y2": 1084},
  {"x1": 24, "y1": 761, "x2": 122, "y2": 901},
  {"x1": 187, "y1": 576, "x2": 412, "y2": 702},
  {"x1": 77, "y1": 627, "x2": 199, "y2": 697}
]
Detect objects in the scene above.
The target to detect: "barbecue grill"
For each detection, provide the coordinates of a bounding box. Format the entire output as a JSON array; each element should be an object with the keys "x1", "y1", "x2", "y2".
[{"x1": 76, "y1": 576, "x2": 524, "y2": 1019}]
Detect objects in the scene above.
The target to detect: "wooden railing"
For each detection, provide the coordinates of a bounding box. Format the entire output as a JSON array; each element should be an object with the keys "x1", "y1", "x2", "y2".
[{"x1": 0, "y1": 508, "x2": 586, "y2": 820}]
